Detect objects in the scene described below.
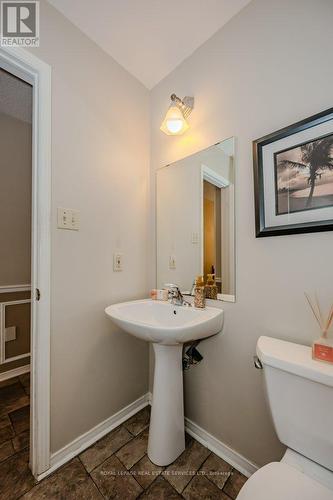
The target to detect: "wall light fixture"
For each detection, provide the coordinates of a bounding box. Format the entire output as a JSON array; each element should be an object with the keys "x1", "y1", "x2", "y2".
[{"x1": 160, "y1": 93, "x2": 194, "y2": 135}]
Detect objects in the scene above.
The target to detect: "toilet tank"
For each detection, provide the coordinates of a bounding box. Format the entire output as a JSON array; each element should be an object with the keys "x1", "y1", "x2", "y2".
[{"x1": 257, "y1": 336, "x2": 333, "y2": 472}]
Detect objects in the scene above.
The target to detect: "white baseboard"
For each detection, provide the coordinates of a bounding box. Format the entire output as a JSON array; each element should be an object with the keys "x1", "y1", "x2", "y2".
[
  {"x1": 185, "y1": 418, "x2": 258, "y2": 478},
  {"x1": 38, "y1": 393, "x2": 150, "y2": 481},
  {"x1": 0, "y1": 363, "x2": 30, "y2": 382},
  {"x1": 39, "y1": 390, "x2": 257, "y2": 482},
  {"x1": 147, "y1": 391, "x2": 257, "y2": 478}
]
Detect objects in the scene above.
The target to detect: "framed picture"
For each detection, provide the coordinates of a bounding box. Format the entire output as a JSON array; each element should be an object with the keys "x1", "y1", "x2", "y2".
[{"x1": 253, "y1": 107, "x2": 333, "y2": 237}]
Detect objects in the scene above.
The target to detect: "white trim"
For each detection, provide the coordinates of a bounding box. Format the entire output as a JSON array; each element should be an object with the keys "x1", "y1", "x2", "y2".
[
  {"x1": 0, "y1": 363, "x2": 30, "y2": 382},
  {"x1": 217, "y1": 293, "x2": 236, "y2": 303},
  {"x1": 147, "y1": 392, "x2": 257, "y2": 478},
  {"x1": 185, "y1": 418, "x2": 258, "y2": 478},
  {"x1": 0, "y1": 47, "x2": 52, "y2": 477},
  {"x1": 200, "y1": 164, "x2": 229, "y2": 277},
  {"x1": 39, "y1": 391, "x2": 257, "y2": 482},
  {"x1": 0, "y1": 285, "x2": 31, "y2": 293},
  {"x1": 2, "y1": 353, "x2": 30, "y2": 363},
  {"x1": 0, "y1": 300, "x2": 31, "y2": 363},
  {"x1": 202, "y1": 165, "x2": 230, "y2": 189},
  {"x1": 38, "y1": 393, "x2": 150, "y2": 481}
]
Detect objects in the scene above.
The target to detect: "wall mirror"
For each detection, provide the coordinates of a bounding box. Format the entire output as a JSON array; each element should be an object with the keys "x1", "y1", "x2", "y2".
[{"x1": 156, "y1": 137, "x2": 236, "y2": 302}]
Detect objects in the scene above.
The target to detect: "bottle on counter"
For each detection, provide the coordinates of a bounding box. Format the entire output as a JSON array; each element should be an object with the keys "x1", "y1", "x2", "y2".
[
  {"x1": 194, "y1": 275, "x2": 206, "y2": 308},
  {"x1": 205, "y1": 273, "x2": 218, "y2": 300}
]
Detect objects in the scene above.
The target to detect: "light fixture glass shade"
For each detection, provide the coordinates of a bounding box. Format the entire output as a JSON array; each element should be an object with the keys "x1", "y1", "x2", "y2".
[{"x1": 160, "y1": 105, "x2": 189, "y2": 135}]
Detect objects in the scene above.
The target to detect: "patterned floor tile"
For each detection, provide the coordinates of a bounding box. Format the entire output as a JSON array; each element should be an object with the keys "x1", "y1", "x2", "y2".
[
  {"x1": 22, "y1": 458, "x2": 102, "y2": 499},
  {"x1": 130, "y1": 454, "x2": 163, "y2": 489},
  {"x1": 223, "y1": 470, "x2": 247, "y2": 499},
  {"x1": 123, "y1": 406, "x2": 150, "y2": 436},
  {"x1": 183, "y1": 475, "x2": 231, "y2": 499},
  {"x1": 141, "y1": 476, "x2": 182, "y2": 499},
  {"x1": 9, "y1": 405, "x2": 30, "y2": 434},
  {"x1": 90, "y1": 454, "x2": 142, "y2": 499},
  {"x1": 0, "y1": 424, "x2": 15, "y2": 445},
  {"x1": 19, "y1": 374, "x2": 30, "y2": 396},
  {"x1": 0, "y1": 449, "x2": 35, "y2": 500},
  {"x1": 0, "y1": 414, "x2": 11, "y2": 430},
  {"x1": 200, "y1": 453, "x2": 233, "y2": 490},
  {"x1": 0, "y1": 382, "x2": 247, "y2": 500},
  {"x1": 0, "y1": 439, "x2": 15, "y2": 463},
  {"x1": 163, "y1": 438, "x2": 210, "y2": 493},
  {"x1": 0, "y1": 383, "x2": 29, "y2": 415},
  {"x1": 80, "y1": 425, "x2": 133, "y2": 473},
  {"x1": 12, "y1": 430, "x2": 30, "y2": 452},
  {"x1": 116, "y1": 427, "x2": 149, "y2": 469}
]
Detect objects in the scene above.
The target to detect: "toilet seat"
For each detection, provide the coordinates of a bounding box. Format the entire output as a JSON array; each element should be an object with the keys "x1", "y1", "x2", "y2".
[{"x1": 237, "y1": 462, "x2": 333, "y2": 500}]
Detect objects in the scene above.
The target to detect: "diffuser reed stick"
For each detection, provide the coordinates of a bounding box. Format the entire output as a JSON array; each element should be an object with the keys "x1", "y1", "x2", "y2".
[
  {"x1": 326, "y1": 304, "x2": 333, "y2": 334},
  {"x1": 305, "y1": 293, "x2": 333, "y2": 338}
]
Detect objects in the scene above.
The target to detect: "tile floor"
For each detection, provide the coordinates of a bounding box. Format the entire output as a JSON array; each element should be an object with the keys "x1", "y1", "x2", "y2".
[
  {"x1": 0, "y1": 374, "x2": 30, "y2": 467},
  {"x1": 0, "y1": 383, "x2": 248, "y2": 499}
]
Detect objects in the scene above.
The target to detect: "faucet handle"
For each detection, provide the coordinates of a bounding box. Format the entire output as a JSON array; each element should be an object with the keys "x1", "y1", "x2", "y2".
[
  {"x1": 164, "y1": 283, "x2": 181, "y2": 300},
  {"x1": 163, "y1": 284, "x2": 191, "y2": 307},
  {"x1": 164, "y1": 283, "x2": 180, "y2": 290}
]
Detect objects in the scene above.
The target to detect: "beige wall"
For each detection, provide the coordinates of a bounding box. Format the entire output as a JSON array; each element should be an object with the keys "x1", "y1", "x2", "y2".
[
  {"x1": 150, "y1": 0, "x2": 333, "y2": 466},
  {"x1": 156, "y1": 156, "x2": 202, "y2": 292},
  {"x1": 30, "y1": 0, "x2": 150, "y2": 453},
  {"x1": 0, "y1": 112, "x2": 31, "y2": 286}
]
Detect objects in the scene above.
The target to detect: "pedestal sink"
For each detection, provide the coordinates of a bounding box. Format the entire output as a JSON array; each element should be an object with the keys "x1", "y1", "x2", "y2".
[{"x1": 105, "y1": 299, "x2": 223, "y2": 466}]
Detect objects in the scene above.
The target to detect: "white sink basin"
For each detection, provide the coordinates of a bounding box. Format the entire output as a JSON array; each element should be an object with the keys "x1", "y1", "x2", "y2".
[
  {"x1": 105, "y1": 299, "x2": 224, "y2": 345},
  {"x1": 105, "y1": 298, "x2": 223, "y2": 467}
]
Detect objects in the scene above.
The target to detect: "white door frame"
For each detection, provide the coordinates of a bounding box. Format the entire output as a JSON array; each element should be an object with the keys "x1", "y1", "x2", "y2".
[
  {"x1": 0, "y1": 47, "x2": 51, "y2": 477},
  {"x1": 200, "y1": 164, "x2": 229, "y2": 275}
]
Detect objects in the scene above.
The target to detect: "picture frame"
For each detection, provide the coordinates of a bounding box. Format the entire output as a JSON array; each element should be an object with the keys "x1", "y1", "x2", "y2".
[{"x1": 253, "y1": 107, "x2": 333, "y2": 237}]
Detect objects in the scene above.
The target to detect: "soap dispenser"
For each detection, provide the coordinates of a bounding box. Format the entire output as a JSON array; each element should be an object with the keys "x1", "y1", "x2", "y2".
[{"x1": 194, "y1": 275, "x2": 205, "y2": 308}]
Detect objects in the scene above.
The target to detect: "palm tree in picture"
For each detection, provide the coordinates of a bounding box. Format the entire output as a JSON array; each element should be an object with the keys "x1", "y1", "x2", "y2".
[{"x1": 278, "y1": 136, "x2": 333, "y2": 208}]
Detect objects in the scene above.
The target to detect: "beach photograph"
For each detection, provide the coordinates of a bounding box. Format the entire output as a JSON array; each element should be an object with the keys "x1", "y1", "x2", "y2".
[{"x1": 275, "y1": 134, "x2": 333, "y2": 215}]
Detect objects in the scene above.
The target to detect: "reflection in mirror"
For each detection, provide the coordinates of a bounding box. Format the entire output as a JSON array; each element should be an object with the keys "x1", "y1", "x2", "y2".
[{"x1": 156, "y1": 137, "x2": 235, "y2": 302}]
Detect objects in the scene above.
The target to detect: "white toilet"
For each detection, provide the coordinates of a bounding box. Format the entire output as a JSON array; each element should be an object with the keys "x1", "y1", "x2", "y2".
[{"x1": 237, "y1": 336, "x2": 333, "y2": 500}]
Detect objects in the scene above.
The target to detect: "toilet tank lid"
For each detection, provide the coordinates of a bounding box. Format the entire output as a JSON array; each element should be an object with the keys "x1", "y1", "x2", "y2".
[{"x1": 257, "y1": 336, "x2": 333, "y2": 388}]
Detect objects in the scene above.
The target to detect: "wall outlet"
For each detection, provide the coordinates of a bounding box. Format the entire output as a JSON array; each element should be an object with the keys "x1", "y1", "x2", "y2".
[
  {"x1": 113, "y1": 253, "x2": 123, "y2": 272},
  {"x1": 169, "y1": 255, "x2": 176, "y2": 269},
  {"x1": 57, "y1": 208, "x2": 80, "y2": 230},
  {"x1": 5, "y1": 326, "x2": 16, "y2": 342}
]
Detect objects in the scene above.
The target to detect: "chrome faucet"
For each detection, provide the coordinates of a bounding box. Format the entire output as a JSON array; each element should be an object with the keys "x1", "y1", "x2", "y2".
[{"x1": 164, "y1": 284, "x2": 192, "y2": 307}]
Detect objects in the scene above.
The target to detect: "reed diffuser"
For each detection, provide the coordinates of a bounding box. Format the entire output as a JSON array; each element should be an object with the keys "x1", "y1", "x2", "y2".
[{"x1": 305, "y1": 293, "x2": 333, "y2": 363}]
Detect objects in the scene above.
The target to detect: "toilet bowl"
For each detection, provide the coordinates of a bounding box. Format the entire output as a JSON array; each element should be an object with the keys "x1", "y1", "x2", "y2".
[
  {"x1": 237, "y1": 336, "x2": 333, "y2": 499},
  {"x1": 237, "y1": 461, "x2": 333, "y2": 500}
]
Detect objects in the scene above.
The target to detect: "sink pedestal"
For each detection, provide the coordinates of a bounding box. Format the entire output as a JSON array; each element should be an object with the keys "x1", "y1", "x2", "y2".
[
  {"x1": 105, "y1": 299, "x2": 223, "y2": 465},
  {"x1": 148, "y1": 343, "x2": 185, "y2": 466}
]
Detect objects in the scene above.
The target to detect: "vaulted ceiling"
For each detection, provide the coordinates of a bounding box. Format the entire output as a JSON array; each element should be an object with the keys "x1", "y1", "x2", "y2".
[{"x1": 48, "y1": 0, "x2": 251, "y2": 89}]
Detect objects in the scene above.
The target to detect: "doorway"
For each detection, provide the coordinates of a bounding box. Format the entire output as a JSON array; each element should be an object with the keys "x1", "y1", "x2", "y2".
[
  {"x1": 0, "y1": 66, "x2": 32, "y2": 471},
  {"x1": 0, "y1": 47, "x2": 51, "y2": 478},
  {"x1": 203, "y1": 180, "x2": 222, "y2": 290}
]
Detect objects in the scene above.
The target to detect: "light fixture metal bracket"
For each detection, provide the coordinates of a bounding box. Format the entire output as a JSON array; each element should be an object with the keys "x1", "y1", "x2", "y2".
[{"x1": 170, "y1": 93, "x2": 194, "y2": 118}]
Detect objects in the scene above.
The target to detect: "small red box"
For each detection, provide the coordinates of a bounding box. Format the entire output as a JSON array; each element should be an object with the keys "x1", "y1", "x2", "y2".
[{"x1": 312, "y1": 339, "x2": 333, "y2": 364}]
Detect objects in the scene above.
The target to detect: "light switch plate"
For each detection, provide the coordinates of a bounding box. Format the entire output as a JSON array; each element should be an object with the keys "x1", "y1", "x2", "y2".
[
  {"x1": 113, "y1": 253, "x2": 123, "y2": 271},
  {"x1": 169, "y1": 255, "x2": 176, "y2": 269},
  {"x1": 57, "y1": 208, "x2": 80, "y2": 230}
]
